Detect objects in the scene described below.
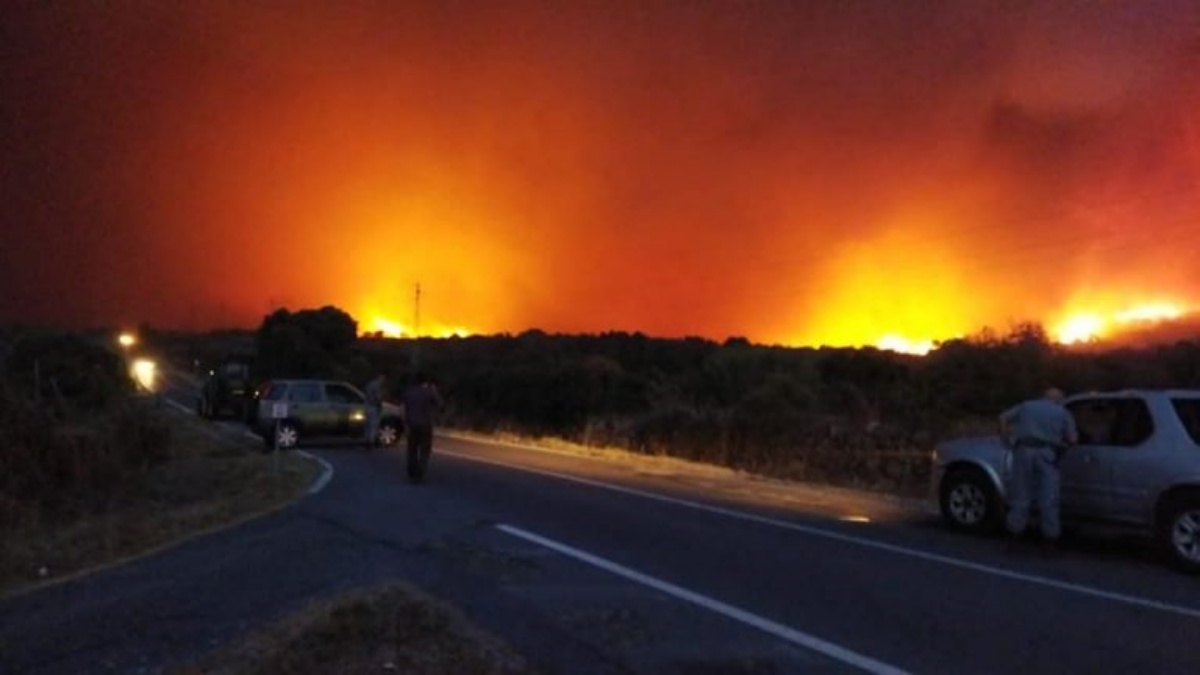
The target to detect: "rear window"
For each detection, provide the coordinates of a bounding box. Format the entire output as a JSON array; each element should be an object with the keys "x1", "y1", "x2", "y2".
[
  {"x1": 325, "y1": 384, "x2": 363, "y2": 405},
  {"x1": 286, "y1": 382, "x2": 323, "y2": 403},
  {"x1": 260, "y1": 382, "x2": 287, "y2": 401},
  {"x1": 1171, "y1": 399, "x2": 1200, "y2": 445}
]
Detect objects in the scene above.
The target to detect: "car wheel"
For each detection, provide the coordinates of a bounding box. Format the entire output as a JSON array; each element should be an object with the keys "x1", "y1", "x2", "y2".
[
  {"x1": 274, "y1": 422, "x2": 300, "y2": 451},
  {"x1": 1158, "y1": 495, "x2": 1200, "y2": 574},
  {"x1": 939, "y1": 467, "x2": 1002, "y2": 533},
  {"x1": 377, "y1": 421, "x2": 400, "y2": 447}
]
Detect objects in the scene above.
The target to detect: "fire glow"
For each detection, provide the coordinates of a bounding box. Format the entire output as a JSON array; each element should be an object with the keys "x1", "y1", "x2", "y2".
[
  {"x1": 365, "y1": 315, "x2": 471, "y2": 340},
  {"x1": 863, "y1": 301, "x2": 1192, "y2": 355},
  {"x1": 1052, "y1": 302, "x2": 1188, "y2": 345}
]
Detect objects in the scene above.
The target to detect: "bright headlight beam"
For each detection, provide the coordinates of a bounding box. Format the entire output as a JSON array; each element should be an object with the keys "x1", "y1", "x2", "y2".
[{"x1": 131, "y1": 359, "x2": 157, "y2": 391}]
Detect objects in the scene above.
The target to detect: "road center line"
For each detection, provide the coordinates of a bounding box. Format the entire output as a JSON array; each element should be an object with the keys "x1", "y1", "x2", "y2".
[
  {"x1": 445, "y1": 449, "x2": 1200, "y2": 620},
  {"x1": 497, "y1": 523, "x2": 908, "y2": 675}
]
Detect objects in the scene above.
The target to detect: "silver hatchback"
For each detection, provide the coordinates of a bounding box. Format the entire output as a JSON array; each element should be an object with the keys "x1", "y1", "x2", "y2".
[{"x1": 252, "y1": 379, "x2": 404, "y2": 450}]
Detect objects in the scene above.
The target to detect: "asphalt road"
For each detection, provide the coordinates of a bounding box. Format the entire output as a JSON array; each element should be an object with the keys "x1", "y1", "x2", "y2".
[{"x1": 3, "y1": 382, "x2": 1200, "y2": 674}]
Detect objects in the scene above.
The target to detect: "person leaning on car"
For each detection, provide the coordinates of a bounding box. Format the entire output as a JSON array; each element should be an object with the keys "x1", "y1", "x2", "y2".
[{"x1": 999, "y1": 388, "x2": 1079, "y2": 549}]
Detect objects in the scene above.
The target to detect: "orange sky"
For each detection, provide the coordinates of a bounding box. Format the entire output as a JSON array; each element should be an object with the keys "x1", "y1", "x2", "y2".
[{"x1": 1, "y1": 2, "x2": 1197, "y2": 349}]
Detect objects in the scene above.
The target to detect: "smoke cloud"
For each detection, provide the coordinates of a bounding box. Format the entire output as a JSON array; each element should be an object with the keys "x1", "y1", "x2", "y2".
[{"x1": 1, "y1": 1, "x2": 1196, "y2": 346}]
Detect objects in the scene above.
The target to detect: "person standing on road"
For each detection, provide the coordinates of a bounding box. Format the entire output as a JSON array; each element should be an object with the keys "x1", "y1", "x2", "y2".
[
  {"x1": 1000, "y1": 387, "x2": 1078, "y2": 550},
  {"x1": 364, "y1": 373, "x2": 387, "y2": 449},
  {"x1": 402, "y1": 371, "x2": 443, "y2": 482}
]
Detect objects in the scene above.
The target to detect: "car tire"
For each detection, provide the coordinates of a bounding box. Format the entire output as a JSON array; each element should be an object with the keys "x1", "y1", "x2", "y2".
[
  {"x1": 939, "y1": 467, "x2": 1003, "y2": 533},
  {"x1": 1157, "y1": 494, "x2": 1200, "y2": 574},
  {"x1": 377, "y1": 420, "x2": 401, "y2": 448}
]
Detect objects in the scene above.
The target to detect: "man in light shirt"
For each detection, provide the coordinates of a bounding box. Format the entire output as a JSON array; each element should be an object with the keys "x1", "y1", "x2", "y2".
[{"x1": 1000, "y1": 387, "x2": 1079, "y2": 551}]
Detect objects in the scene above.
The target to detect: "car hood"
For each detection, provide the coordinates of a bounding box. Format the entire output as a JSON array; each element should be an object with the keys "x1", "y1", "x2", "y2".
[{"x1": 382, "y1": 401, "x2": 403, "y2": 416}]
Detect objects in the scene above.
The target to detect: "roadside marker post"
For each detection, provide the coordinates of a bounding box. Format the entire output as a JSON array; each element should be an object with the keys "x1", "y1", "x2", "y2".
[{"x1": 271, "y1": 402, "x2": 289, "y2": 478}]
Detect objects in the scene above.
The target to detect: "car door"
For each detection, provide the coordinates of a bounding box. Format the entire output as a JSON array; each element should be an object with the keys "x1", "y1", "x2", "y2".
[
  {"x1": 1061, "y1": 398, "x2": 1121, "y2": 517},
  {"x1": 1090, "y1": 397, "x2": 1164, "y2": 525},
  {"x1": 286, "y1": 382, "x2": 332, "y2": 436},
  {"x1": 324, "y1": 383, "x2": 368, "y2": 438},
  {"x1": 1064, "y1": 397, "x2": 1155, "y2": 521}
]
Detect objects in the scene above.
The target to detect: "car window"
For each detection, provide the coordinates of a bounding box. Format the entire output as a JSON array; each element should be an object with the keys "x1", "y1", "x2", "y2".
[
  {"x1": 1171, "y1": 399, "x2": 1200, "y2": 445},
  {"x1": 261, "y1": 383, "x2": 287, "y2": 401},
  {"x1": 286, "y1": 382, "x2": 323, "y2": 403},
  {"x1": 1067, "y1": 398, "x2": 1153, "y2": 447},
  {"x1": 325, "y1": 384, "x2": 364, "y2": 405}
]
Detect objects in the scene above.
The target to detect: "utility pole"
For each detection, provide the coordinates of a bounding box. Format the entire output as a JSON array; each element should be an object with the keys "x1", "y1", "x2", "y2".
[
  {"x1": 412, "y1": 282, "x2": 422, "y2": 371},
  {"x1": 414, "y1": 282, "x2": 422, "y2": 337}
]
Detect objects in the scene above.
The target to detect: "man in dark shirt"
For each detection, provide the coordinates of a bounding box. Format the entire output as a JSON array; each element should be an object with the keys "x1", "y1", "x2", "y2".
[{"x1": 403, "y1": 372, "x2": 443, "y2": 482}]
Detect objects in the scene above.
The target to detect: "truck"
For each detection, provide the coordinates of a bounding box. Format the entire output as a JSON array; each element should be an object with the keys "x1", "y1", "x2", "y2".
[{"x1": 197, "y1": 358, "x2": 256, "y2": 421}]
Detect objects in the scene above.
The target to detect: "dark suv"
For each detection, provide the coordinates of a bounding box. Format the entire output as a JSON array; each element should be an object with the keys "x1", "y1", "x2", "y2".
[{"x1": 252, "y1": 379, "x2": 404, "y2": 450}]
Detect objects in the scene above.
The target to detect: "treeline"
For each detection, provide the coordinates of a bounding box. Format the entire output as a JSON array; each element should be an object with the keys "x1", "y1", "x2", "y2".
[
  {"x1": 357, "y1": 324, "x2": 1200, "y2": 494},
  {"x1": 0, "y1": 330, "x2": 171, "y2": 531},
  {"x1": 162, "y1": 313, "x2": 1200, "y2": 495}
]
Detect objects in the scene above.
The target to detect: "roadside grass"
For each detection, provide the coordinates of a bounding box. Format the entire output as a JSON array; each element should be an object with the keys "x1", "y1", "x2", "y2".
[
  {"x1": 180, "y1": 584, "x2": 535, "y2": 675},
  {"x1": 0, "y1": 403, "x2": 319, "y2": 595},
  {"x1": 447, "y1": 428, "x2": 932, "y2": 498}
]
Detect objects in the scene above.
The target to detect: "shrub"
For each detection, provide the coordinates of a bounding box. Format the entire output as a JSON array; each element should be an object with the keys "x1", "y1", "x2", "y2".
[{"x1": 0, "y1": 385, "x2": 172, "y2": 530}]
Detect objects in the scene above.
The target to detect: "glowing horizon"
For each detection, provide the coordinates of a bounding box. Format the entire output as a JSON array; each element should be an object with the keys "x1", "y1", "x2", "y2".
[{"x1": 2, "y1": 4, "x2": 1197, "y2": 348}]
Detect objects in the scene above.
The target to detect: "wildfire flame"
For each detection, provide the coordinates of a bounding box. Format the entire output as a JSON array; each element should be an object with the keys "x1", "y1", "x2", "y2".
[
  {"x1": 1052, "y1": 302, "x2": 1188, "y2": 345},
  {"x1": 364, "y1": 315, "x2": 472, "y2": 339},
  {"x1": 875, "y1": 334, "x2": 937, "y2": 356},
  {"x1": 861, "y1": 301, "x2": 1190, "y2": 354}
]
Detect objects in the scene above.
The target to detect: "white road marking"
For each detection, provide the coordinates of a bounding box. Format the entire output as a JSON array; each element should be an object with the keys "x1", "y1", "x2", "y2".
[
  {"x1": 164, "y1": 398, "x2": 194, "y2": 415},
  {"x1": 161, "y1": 392, "x2": 333, "y2": 495},
  {"x1": 498, "y1": 523, "x2": 908, "y2": 675},
  {"x1": 446, "y1": 449, "x2": 1200, "y2": 621},
  {"x1": 297, "y1": 451, "x2": 334, "y2": 494}
]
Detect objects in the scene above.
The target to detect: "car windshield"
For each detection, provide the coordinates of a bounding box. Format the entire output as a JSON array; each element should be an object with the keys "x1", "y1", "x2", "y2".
[{"x1": 221, "y1": 364, "x2": 248, "y2": 378}]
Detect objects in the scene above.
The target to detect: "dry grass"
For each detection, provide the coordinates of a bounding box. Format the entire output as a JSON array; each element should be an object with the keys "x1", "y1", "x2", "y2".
[
  {"x1": 181, "y1": 584, "x2": 535, "y2": 675},
  {"x1": 447, "y1": 429, "x2": 932, "y2": 497},
  {"x1": 0, "y1": 403, "x2": 319, "y2": 595}
]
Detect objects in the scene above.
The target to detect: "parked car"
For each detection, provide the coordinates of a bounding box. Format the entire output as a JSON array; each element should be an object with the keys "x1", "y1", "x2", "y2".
[
  {"x1": 251, "y1": 379, "x2": 404, "y2": 451},
  {"x1": 932, "y1": 389, "x2": 1200, "y2": 572}
]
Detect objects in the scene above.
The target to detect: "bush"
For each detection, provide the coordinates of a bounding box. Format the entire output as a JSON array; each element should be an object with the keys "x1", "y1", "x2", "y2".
[
  {"x1": 4, "y1": 331, "x2": 132, "y2": 410},
  {"x1": 0, "y1": 385, "x2": 172, "y2": 530}
]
